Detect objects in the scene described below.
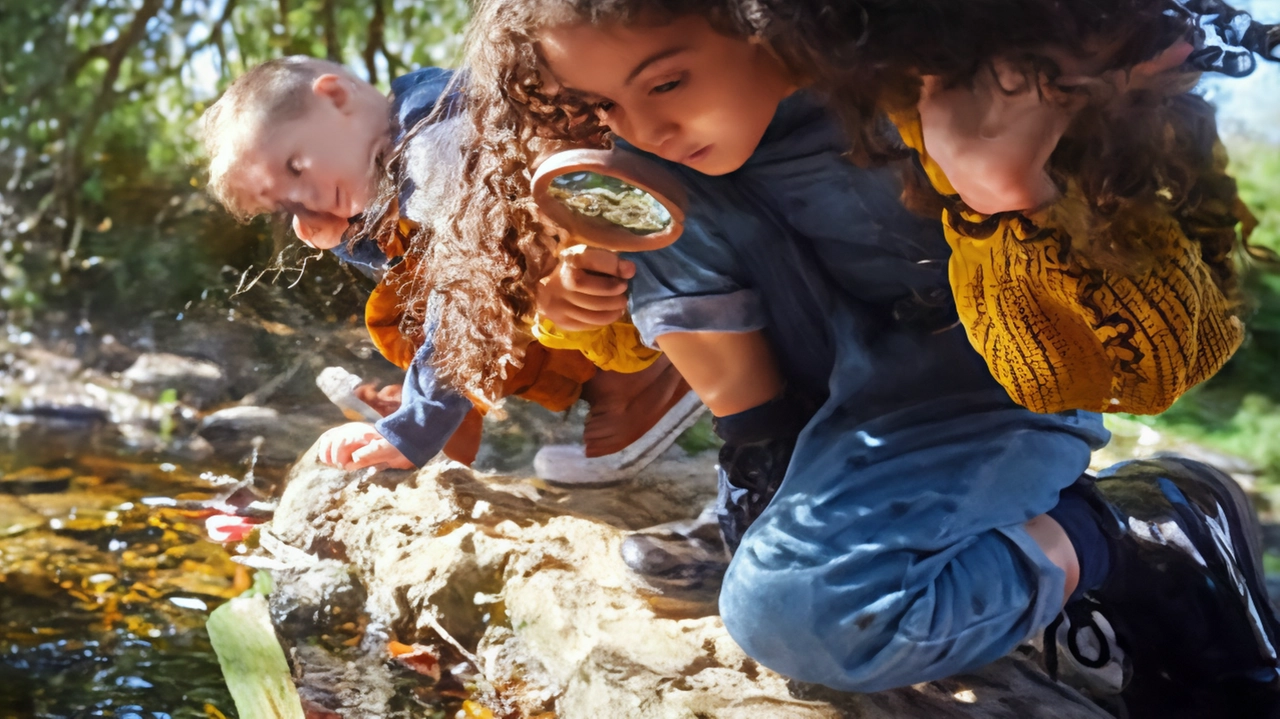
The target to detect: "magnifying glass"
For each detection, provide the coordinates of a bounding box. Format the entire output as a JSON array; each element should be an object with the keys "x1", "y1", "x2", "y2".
[{"x1": 531, "y1": 148, "x2": 687, "y2": 252}]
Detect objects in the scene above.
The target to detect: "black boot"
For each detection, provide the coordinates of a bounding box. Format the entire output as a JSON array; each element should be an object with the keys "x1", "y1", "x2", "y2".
[
  {"x1": 620, "y1": 392, "x2": 811, "y2": 590},
  {"x1": 618, "y1": 505, "x2": 729, "y2": 590},
  {"x1": 712, "y1": 392, "x2": 811, "y2": 553},
  {"x1": 1048, "y1": 458, "x2": 1280, "y2": 718}
]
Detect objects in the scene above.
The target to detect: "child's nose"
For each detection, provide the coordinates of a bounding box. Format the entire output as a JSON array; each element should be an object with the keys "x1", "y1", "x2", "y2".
[{"x1": 628, "y1": 111, "x2": 679, "y2": 155}]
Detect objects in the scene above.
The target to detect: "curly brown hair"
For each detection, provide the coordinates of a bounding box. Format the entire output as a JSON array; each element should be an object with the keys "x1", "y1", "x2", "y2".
[
  {"x1": 412, "y1": 0, "x2": 750, "y2": 402},
  {"x1": 344, "y1": 72, "x2": 548, "y2": 405},
  {"x1": 753, "y1": 0, "x2": 1276, "y2": 292},
  {"x1": 432, "y1": 0, "x2": 790, "y2": 400},
  {"x1": 415, "y1": 0, "x2": 1272, "y2": 398}
]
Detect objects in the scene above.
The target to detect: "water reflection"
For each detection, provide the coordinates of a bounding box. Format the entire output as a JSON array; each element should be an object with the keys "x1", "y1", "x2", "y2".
[
  {"x1": 547, "y1": 171, "x2": 673, "y2": 235},
  {"x1": 0, "y1": 420, "x2": 240, "y2": 718}
]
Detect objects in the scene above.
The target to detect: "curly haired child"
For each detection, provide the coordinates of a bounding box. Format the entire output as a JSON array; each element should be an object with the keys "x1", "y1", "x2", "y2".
[
  {"x1": 447, "y1": 0, "x2": 1280, "y2": 713},
  {"x1": 199, "y1": 56, "x2": 695, "y2": 474},
  {"x1": 745, "y1": 0, "x2": 1278, "y2": 416}
]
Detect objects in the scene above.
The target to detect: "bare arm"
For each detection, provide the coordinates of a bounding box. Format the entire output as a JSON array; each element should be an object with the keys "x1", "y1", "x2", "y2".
[
  {"x1": 536, "y1": 248, "x2": 783, "y2": 418},
  {"x1": 655, "y1": 330, "x2": 783, "y2": 417}
]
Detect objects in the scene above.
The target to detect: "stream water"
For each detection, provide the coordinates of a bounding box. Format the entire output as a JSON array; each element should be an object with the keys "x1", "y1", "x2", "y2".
[{"x1": 0, "y1": 418, "x2": 245, "y2": 718}]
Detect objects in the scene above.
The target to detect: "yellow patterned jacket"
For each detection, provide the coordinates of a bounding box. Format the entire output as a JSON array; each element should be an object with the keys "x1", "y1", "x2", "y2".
[
  {"x1": 365, "y1": 220, "x2": 658, "y2": 382},
  {"x1": 891, "y1": 109, "x2": 1245, "y2": 415}
]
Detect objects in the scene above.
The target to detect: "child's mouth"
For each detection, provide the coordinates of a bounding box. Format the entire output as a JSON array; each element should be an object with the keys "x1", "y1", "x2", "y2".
[{"x1": 682, "y1": 145, "x2": 712, "y2": 164}]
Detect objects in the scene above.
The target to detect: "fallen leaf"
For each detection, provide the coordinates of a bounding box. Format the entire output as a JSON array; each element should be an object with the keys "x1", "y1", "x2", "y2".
[
  {"x1": 460, "y1": 700, "x2": 496, "y2": 719},
  {"x1": 387, "y1": 640, "x2": 441, "y2": 681},
  {"x1": 206, "y1": 514, "x2": 259, "y2": 543}
]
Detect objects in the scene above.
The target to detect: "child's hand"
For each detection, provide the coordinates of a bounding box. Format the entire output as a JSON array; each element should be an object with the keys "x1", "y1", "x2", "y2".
[
  {"x1": 317, "y1": 422, "x2": 415, "y2": 470},
  {"x1": 291, "y1": 213, "x2": 348, "y2": 250},
  {"x1": 917, "y1": 40, "x2": 1195, "y2": 216},
  {"x1": 352, "y1": 382, "x2": 403, "y2": 417},
  {"x1": 537, "y1": 245, "x2": 635, "y2": 331},
  {"x1": 917, "y1": 60, "x2": 1070, "y2": 215}
]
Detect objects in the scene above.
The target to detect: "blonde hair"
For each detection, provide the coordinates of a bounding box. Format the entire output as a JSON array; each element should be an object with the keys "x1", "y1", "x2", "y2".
[{"x1": 200, "y1": 56, "x2": 355, "y2": 219}]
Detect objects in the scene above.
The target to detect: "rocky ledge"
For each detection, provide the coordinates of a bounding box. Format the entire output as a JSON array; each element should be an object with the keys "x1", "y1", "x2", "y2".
[{"x1": 259, "y1": 447, "x2": 1111, "y2": 719}]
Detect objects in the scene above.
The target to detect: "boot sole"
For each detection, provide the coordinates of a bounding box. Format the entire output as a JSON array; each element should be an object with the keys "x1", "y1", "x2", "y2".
[{"x1": 1157, "y1": 456, "x2": 1280, "y2": 673}]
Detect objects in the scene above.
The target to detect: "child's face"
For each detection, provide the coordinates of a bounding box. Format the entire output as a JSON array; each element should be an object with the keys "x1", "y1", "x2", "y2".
[
  {"x1": 230, "y1": 74, "x2": 389, "y2": 249},
  {"x1": 538, "y1": 15, "x2": 794, "y2": 176}
]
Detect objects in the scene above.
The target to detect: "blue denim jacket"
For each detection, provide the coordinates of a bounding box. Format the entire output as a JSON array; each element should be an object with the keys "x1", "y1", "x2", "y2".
[
  {"x1": 330, "y1": 67, "x2": 471, "y2": 467},
  {"x1": 622, "y1": 90, "x2": 1109, "y2": 447}
]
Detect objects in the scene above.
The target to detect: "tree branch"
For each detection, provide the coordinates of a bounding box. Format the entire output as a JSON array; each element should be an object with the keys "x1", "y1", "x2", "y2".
[
  {"x1": 363, "y1": 0, "x2": 387, "y2": 85},
  {"x1": 321, "y1": 0, "x2": 340, "y2": 62},
  {"x1": 188, "y1": 0, "x2": 240, "y2": 55},
  {"x1": 54, "y1": 0, "x2": 165, "y2": 229}
]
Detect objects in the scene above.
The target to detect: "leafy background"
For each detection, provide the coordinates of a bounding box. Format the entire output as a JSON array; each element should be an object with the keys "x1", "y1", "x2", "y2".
[{"x1": 1, "y1": 3, "x2": 1278, "y2": 487}]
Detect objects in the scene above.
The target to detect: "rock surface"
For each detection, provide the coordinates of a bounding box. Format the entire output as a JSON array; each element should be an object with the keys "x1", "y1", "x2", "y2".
[
  {"x1": 261, "y1": 447, "x2": 1111, "y2": 719},
  {"x1": 121, "y1": 352, "x2": 229, "y2": 408}
]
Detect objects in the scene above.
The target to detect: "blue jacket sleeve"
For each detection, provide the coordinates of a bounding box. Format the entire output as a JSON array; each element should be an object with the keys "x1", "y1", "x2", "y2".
[
  {"x1": 331, "y1": 236, "x2": 391, "y2": 279},
  {"x1": 390, "y1": 67, "x2": 458, "y2": 138},
  {"x1": 622, "y1": 190, "x2": 766, "y2": 348},
  {"x1": 374, "y1": 328, "x2": 472, "y2": 467}
]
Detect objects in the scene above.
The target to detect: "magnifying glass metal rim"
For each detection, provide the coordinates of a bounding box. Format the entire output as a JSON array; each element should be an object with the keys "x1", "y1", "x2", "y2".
[{"x1": 531, "y1": 148, "x2": 687, "y2": 253}]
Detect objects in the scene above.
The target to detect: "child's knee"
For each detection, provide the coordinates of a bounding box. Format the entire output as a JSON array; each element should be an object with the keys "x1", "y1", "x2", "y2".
[
  {"x1": 719, "y1": 549, "x2": 895, "y2": 692},
  {"x1": 719, "y1": 556, "x2": 814, "y2": 676}
]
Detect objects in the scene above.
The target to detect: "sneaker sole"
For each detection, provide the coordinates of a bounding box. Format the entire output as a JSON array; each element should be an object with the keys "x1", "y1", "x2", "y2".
[
  {"x1": 535, "y1": 391, "x2": 707, "y2": 486},
  {"x1": 1158, "y1": 456, "x2": 1280, "y2": 673}
]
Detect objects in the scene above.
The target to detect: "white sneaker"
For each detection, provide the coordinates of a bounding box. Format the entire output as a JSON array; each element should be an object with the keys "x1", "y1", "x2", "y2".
[
  {"x1": 534, "y1": 390, "x2": 707, "y2": 486},
  {"x1": 316, "y1": 366, "x2": 382, "y2": 422}
]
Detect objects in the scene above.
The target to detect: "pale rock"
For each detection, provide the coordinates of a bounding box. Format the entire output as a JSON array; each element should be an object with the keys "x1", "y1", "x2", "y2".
[
  {"x1": 121, "y1": 352, "x2": 228, "y2": 407},
  {"x1": 261, "y1": 448, "x2": 1111, "y2": 718}
]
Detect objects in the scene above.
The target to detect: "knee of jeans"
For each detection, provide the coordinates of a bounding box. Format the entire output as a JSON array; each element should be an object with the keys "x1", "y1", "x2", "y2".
[
  {"x1": 719, "y1": 556, "x2": 809, "y2": 673},
  {"x1": 718, "y1": 546, "x2": 919, "y2": 692}
]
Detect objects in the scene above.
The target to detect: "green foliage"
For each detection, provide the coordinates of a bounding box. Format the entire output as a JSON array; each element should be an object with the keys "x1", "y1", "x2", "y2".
[
  {"x1": 0, "y1": 0, "x2": 469, "y2": 322},
  {"x1": 1130, "y1": 138, "x2": 1280, "y2": 494},
  {"x1": 675, "y1": 413, "x2": 722, "y2": 456}
]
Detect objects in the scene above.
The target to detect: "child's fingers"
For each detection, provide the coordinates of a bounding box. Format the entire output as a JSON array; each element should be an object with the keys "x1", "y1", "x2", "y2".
[
  {"x1": 1132, "y1": 40, "x2": 1195, "y2": 80},
  {"x1": 552, "y1": 303, "x2": 628, "y2": 331},
  {"x1": 348, "y1": 440, "x2": 413, "y2": 470},
  {"x1": 562, "y1": 246, "x2": 635, "y2": 280},
  {"x1": 318, "y1": 431, "x2": 345, "y2": 467},
  {"x1": 559, "y1": 287, "x2": 630, "y2": 313},
  {"x1": 560, "y1": 307, "x2": 629, "y2": 332},
  {"x1": 561, "y1": 265, "x2": 630, "y2": 296},
  {"x1": 333, "y1": 436, "x2": 364, "y2": 468},
  {"x1": 346, "y1": 441, "x2": 383, "y2": 469}
]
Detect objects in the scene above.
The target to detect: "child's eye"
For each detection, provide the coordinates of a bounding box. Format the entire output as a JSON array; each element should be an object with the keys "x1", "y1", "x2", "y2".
[
  {"x1": 651, "y1": 79, "x2": 681, "y2": 94},
  {"x1": 596, "y1": 100, "x2": 616, "y2": 113},
  {"x1": 286, "y1": 158, "x2": 303, "y2": 177}
]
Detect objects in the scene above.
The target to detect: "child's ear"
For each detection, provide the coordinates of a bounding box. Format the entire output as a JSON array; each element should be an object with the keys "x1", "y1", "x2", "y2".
[{"x1": 312, "y1": 74, "x2": 351, "y2": 112}]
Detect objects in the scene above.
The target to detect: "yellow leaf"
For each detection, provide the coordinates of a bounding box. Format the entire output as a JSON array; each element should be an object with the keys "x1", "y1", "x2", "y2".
[
  {"x1": 460, "y1": 700, "x2": 495, "y2": 719},
  {"x1": 258, "y1": 320, "x2": 296, "y2": 336}
]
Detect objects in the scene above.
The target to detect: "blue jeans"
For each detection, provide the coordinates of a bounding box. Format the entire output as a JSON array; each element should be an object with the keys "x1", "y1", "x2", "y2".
[{"x1": 719, "y1": 397, "x2": 1105, "y2": 692}]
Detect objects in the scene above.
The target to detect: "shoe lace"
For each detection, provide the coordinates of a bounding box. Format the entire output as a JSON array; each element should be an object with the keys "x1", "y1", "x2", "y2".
[{"x1": 1045, "y1": 597, "x2": 1114, "y2": 682}]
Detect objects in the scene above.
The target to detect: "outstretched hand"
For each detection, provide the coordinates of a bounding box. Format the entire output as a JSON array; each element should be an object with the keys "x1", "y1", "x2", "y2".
[
  {"x1": 317, "y1": 422, "x2": 415, "y2": 470},
  {"x1": 916, "y1": 40, "x2": 1195, "y2": 216},
  {"x1": 917, "y1": 60, "x2": 1068, "y2": 215},
  {"x1": 537, "y1": 245, "x2": 635, "y2": 331}
]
